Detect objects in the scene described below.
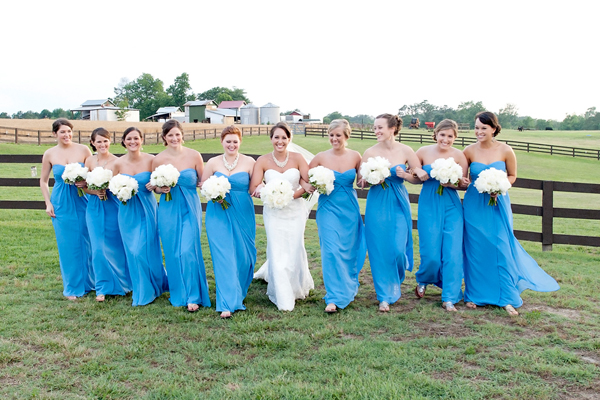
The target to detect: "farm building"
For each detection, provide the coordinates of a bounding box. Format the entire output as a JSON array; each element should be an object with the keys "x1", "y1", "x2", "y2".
[
  {"x1": 184, "y1": 100, "x2": 217, "y2": 123},
  {"x1": 260, "y1": 103, "x2": 281, "y2": 124},
  {"x1": 70, "y1": 99, "x2": 140, "y2": 122},
  {"x1": 285, "y1": 110, "x2": 304, "y2": 123},
  {"x1": 205, "y1": 108, "x2": 238, "y2": 124},
  {"x1": 145, "y1": 107, "x2": 186, "y2": 122},
  {"x1": 240, "y1": 103, "x2": 260, "y2": 125}
]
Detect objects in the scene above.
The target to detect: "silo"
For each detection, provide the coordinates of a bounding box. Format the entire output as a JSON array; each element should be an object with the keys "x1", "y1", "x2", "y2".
[
  {"x1": 240, "y1": 103, "x2": 260, "y2": 125},
  {"x1": 260, "y1": 103, "x2": 280, "y2": 125}
]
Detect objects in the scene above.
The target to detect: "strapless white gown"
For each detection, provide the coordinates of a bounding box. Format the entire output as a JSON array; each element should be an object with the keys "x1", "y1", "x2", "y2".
[{"x1": 254, "y1": 168, "x2": 314, "y2": 311}]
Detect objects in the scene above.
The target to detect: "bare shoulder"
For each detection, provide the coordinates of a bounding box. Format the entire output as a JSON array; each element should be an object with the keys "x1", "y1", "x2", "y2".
[{"x1": 348, "y1": 149, "x2": 362, "y2": 162}]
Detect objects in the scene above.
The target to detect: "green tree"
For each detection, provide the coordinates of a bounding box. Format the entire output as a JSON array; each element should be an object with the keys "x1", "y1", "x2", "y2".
[
  {"x1": 0, "y1": 111, "x2": 11, "y2": 119},
  {"x1": 39, "y1": 109, "x2": 52, "y2": 119},
  {"x1": 167, "y1": 72, "x2": 195, "y2": 108},
  {"x1": 323, "y1": 111, "x2": 347, "y2": 124},
  {"x1": 456, "y1": 101, "x2": 486, "y2": 128},
  {"x1": 197, "y1": 87, "x2": 250, "y2": 103},
  {"x1": 114, "y1": 99, "x2": 130, "y2": 121},
  {"x1": 215, "y1": 93, "x2": 233, "y2": 104},
  {"x1": 112, "y1": 73, "x2": 170, "y2": 119},
  {"x1": 498, "y1": 103, "x2": 519, "y2": 129},
  {"x1": 51, "y1": 108, "x2": 70, "y2": 119}
]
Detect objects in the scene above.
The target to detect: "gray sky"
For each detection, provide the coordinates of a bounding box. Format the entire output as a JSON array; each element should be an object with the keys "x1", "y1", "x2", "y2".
[{"x1": 1, "y1": 0, "x2": 598, "y2": 121}]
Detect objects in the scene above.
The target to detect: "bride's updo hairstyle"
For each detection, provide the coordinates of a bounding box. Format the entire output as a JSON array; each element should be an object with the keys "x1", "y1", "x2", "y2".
[
  {"x1": 433, "y1": 119, "x2": 458, "y2": 141},
  {"x1": 269, "y1": 122, "x2": 292, "y2": 139},
  {"x1": 121, "y1": 127, "x2": 142, "y2": 148},
  {"x1": 475, "y1": 111, "x2": 502, "y2": 137},
  {"x1": 329, "y1": 119, "x2": 351, "y2": 139},
  {"x1": 376, "y1": 113, "x2": 403, "y2": 136},
  {"x1": 221, "y1": 125, "x2": 242, "y2": 141},
  {"x1": 161, "y1": 119, "x2": 184, "y2": 145},
  {"x1": 90, "y1": 127, "x2": 110, "y2": 152}
]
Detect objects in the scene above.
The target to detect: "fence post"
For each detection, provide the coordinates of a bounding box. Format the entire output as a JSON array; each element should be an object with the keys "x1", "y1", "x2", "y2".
[
  {"x1": 156, "y1": 131, "x2": 159, "y2": 144},
  {"x1": 193, "y1": 130, "x2": 196, "y2": 140},
  {"x1": 37, "y1": 130, "x2": 41, "y2": 146},
  {"x1": 78, "y1": 130, "x2": 81, "y2": 143},
  {"x1": 113, "y1": 131, "x2": 116, "y2": 144},
  {"x1": 15, "y1": 128, "x2": 18, "y2": 144},
  {"x1": 542, "y1": 181, "x2": 554, "y2": 251}
]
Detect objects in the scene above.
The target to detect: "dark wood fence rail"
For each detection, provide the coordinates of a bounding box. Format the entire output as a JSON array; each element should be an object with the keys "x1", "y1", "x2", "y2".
[
  {"x1": 1, "y1": 154, "x2": 599, "y2": 250},
  {"x1": 305, "y1": 127, "x2": 600, "y2": 160}
]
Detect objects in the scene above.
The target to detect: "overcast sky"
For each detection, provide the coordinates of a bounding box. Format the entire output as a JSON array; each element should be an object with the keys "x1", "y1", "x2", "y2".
[{"x1": 1, "y1": 0, "x2": 597, "y2": 121}]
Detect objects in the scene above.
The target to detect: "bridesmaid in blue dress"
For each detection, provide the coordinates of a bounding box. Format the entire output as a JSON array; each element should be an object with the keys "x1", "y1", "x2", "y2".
[
  {"x1": 151, "y1": 120, "x2": 210, "y2": 312},
  {"x1": 40, "y1": 118, "x2": 93, "y2": 300},
  {"x1": 359, "y1": 114, "x2": 425, "y2": 312},
  {"x1": 463, "y1": 111, "x2": 559, "y2": 316},
  {"x1": 414, "y1": 119, "x2": 469, "y2": 311},
  {"x1": 81, "y1": 128, "x2": 131, "y2": 302},
  {"x1": 306, "y1": 119, "x2": 366, "y2": 313},
  {"x1": 201, "y1": 126, "x2": 257, "y2": 319},
  {"x1": 112, "y1": 127, "x2": 168, "y2": 306}
]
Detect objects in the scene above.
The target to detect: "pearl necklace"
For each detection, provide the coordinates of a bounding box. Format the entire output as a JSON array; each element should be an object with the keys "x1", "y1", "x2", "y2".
[
  {"x1": 96, "y1": 155, "x2": 109, "y2": 168},
  {"x1": 223, "y1": 153, "x2": 240, "y2": 172},
  {"x1": 272, "y1": 151, "x2": 289, "y2": 168}
]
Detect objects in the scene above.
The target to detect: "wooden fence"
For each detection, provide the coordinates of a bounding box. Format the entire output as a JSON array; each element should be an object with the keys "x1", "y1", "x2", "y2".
[
  {"x1": 1, "y1": 154, "x2": 599, "y2": 250},
  {"x1": 305, "y1": 127, "x2": 600, "y2": 160}
]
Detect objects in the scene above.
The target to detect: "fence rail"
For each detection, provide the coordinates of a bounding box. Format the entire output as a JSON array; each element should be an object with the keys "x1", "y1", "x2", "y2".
[
  {"x1": 305, "y1": 127, "x2": 600, "y2": 160},
  {"x1": 2, "y1": 154, "x2": 599, "y2": 250}
]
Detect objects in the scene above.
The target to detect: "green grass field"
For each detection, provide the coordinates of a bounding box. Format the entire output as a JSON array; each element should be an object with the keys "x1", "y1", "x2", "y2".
[{"x1": 1, "y1": 133, "x2": 599, "y2": 399}]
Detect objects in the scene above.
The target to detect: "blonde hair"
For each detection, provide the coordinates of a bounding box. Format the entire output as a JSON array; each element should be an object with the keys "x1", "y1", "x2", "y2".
[{"x1": 328, "y1": 119, "x2": 351, "y2": 139}]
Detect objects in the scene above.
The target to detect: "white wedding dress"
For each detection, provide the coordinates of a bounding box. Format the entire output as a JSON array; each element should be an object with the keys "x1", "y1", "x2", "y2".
[{"x1": 254, "y1": 168, "x2": 315, "y2": 311}]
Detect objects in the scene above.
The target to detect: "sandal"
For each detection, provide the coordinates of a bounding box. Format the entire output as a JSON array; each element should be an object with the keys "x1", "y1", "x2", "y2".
[
  {"x1": 415, "y1": 284, "x2": 426, "y2": 299},
  {"x1": 65, "y1": 296, "x2": 77, "y2": 301},
  {"x1": 465, "y1": 302, "x2": 477, "y2": 309},
  {"x1": 378, "y1": 301, "x2": 390, "y2": 312},
  {"x1": 504, "y1": 305, "x2": 519, "y2": 316},
  {"x1": 324, "y1": 303, "x2": 337, "y2": 313},
  {"x1": 442, "y1": 301, "x2": 457, "y2": 312},
  {"x1": 220, "y1": 311, "x2": 232, "y2": 319},
  {"x1": 187, "y1": 303, "x2": 199, "y2": 313},
  {"x1": 96, "y1": 295, "x2": 105, "y2": 302}
]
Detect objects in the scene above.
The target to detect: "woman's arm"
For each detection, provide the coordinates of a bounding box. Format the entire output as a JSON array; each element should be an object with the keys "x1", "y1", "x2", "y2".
[
  {"x1": 249, "y1": 157, "x2": 266, "y2": 196},
  {"x1": 39, "y1": 152, "x2": 55, "y2": 217},
  {"x1": 504, "y1": 145, "x2": 517, "y2": 185},
  {"x1": 294, "y1": 154, "x2": 309, "y2": 199}
]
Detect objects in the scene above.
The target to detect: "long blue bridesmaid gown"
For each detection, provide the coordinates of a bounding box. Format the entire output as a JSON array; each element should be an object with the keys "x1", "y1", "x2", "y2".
[
  {"x1": 51, "y1": 164, "x2": 93, "y2": 297},
  {"x1": 86, "y1": 191, "x2": 131, "y2": 296},
  {"x1": 415, "y1": 164, "x2": 464, "y2": 304},
  {"x1": 205, "y1": 172, "x2": 256, "y2": 313},
  {"x1": 365, "y1": 165, "x2": 414, "y2": 304},
  {"x1": 118, "y1": 172, "x2": 168, "y2": 306},
  {"x1": 463, "y1": 161, "x2": 559, "y2": 308},
  {"x1": 158, "y1": 169, "x2": 211, "y2": 308},
  {"x1": 317, "y1": 169, "x2": 366, "y2": 309}
]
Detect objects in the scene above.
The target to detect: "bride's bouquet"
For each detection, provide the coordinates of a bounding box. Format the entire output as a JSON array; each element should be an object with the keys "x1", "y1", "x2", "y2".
[
  {"x1": 108, "y1": 174, "x2": 139, "y2": 205},
  {"x1": 473, "y1": 167, "x2": 511, "y2": 206},
  {"x1": 62, "y1": 163, "x2": 89, "y2": 196},
  {"x1": 85, "y1": 167, "x2": 113, "y2": 201},
  {"x1": 201, "y1": 175, "x2": 231, "y2": 210},
  {"x1": 150, "y1": 164, "x2": 180, "y2": 201},
  {"x1": 260, "y1": 179, "x2": 294, "y2": 209},
  {"x1": 302, "y1": 166, "x2": 335, "y2": 200},
  {"x1": 359, "y1": 156, "x2": 391, "y2": 189},
  {"x1": 429, "y1": 157, "x2": 463, "y2": 195}
]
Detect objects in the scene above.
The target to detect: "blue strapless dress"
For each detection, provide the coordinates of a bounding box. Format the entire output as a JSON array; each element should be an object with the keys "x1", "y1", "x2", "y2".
[
  {"x1": 118, "y1": 171, "x2": 168, "y2": 306},
  {"x1": 86, "y1": 191, "x2": 131, "y2": 296},
  {"x1": 463, "y1": 161, "x2": 559, "y2": 307},
  {"x1": 365, "y1": 165, "x2": 414, "y2": 304},
  {"x1": 205, "y1": 172, "x2": 256, "y2": 313},
  {"x1": 158, "y1": 169, "x2": 210, "y2": 308},
  {"x1": 51, "y1": 164, "x2": 93, "y2": 297},
  {"x1": 415, "y1": 164, "x2": 464, "y2": 303},
  {"x1": 317, "y1": 169, "x2": 366, "y2": 309}
]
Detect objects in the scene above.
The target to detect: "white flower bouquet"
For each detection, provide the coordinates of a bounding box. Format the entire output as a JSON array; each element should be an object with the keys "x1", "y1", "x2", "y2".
[
  {"x1": 302, "y1": 166, "x2": 335, "y2": 200},
  {"x1": 108, "y1": 174, "x2": 139, "y2": 205},
  {"x1": 359, "y1": 156, "x2": 391, "y2": 189},
  {"x1": 85, "y1": 167, "x2": 113, "y2": 201},
  {"x1": 429, "y1": 157, "x2": 463, "y2": 195},
  {"x1": 200, "y1": 175, "x2": 231, "y2": 210},
  {"x1": 62, "y1": 162, "x2": 89, "y2": 197},
  {"x1": 260, "y1": 179, "x2": 294, "y2": 209},
  {"x1": 150, "y1": 164, "x2": 180, "y2": 201},
  {"x1": 473, "y1": 167, "x2": 512, "y2": 206}
]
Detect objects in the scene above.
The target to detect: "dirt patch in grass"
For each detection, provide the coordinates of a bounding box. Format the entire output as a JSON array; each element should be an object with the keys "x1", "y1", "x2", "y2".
[{"x1": 525, "y1": 304, "x2": 583, "y2": 319}]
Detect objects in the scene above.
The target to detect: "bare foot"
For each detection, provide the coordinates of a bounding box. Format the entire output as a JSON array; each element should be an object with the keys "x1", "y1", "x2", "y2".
[
  {"x1": 442, "y1": 301, "x2": 457, "y2": 312},
  {"x1": 325, "y1": 303, "x2": 337, "y2": 313},
  {"x1": 220, "y1": 311, "x2": 232, "y2": 319},
  {"x1": 504, "y1": 305, "x2": 519, "y2": 316},
  {"x1": 378, "y1": 301, "x2": 390, "y2": 312},
  {"x1": 187, "y1": 303, "x2": 199, "y2": 313},
  {"x1": 465, "y1": 302, "x2": 477, "y2": 309},
  {"x1": 66, "y1": 296, "x2": 77, "y2": 301},
  {"x1": 96, "y1": 295, "x2": 105, "y2": 302}
]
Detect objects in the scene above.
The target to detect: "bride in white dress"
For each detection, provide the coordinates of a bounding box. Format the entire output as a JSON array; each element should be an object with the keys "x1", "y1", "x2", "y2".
[{"x1": 250, "y1": 122, "x2": 315, "y2": 311}]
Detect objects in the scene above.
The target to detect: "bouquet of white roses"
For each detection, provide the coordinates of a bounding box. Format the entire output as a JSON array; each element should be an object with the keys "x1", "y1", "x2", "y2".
[
  {"x1": 429, "y1": 157, "x2": 463, "y2": 195},
  {"x1": 150, "y1": 164, "x2": 180, "y2": 201},
  {"x1": 302, "y1": 166, "x2": 335, "y2": 200},
  {"x1": 473, "y1": 167, "x2": 511, "y2": 206},
  {"x1": 200, "y1": 175, "x2": 231, "y2": 210},
  {"x1": 260, "y1": 179, "x2": 294, "y2": 209},
  {"x1": 108, "y1": 174, "x2": 139, "y2": 205},
  {"x1": 85, "y1": 167, "x2": 113, "y2": 201},
  {"x1": 62, "y1": 162, "x2": 89, "y2": 197},
  {"x1": 359, "y1": 156, "x2": 391, "y2": 189}
]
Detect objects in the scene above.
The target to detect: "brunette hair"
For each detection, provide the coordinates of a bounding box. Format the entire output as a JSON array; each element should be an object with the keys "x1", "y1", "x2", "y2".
[
  {"x1": 161, "y1": 119, "x2": 183, "y2": 146},
  {"x1": 90, "y1": 127, "x2": 111, "y2": 152},
  {"x1": 375, "y1": 113, "x2": 403, "y2": 135},
  {"x1": 269, "y1": 121, "x2": 292, "y2": 139},
  {"x1": 121, "y1": 127, "x2": 142, "y2": 148},
  {"x1": 52, "y1": 118, "x2": 73, "y2": 133},
  {"x1": 433, "y1": 119, "x2": 458, "y2": 140},
  {"x1": 475, "y1": 111, "x2": 502, "y2": 137},
  {"x1": 221, "y1": 125, "x2": 242, "y2": 141},
  {"x1": 328, "y1": 119, "x2": 351, "y2": 139}
]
